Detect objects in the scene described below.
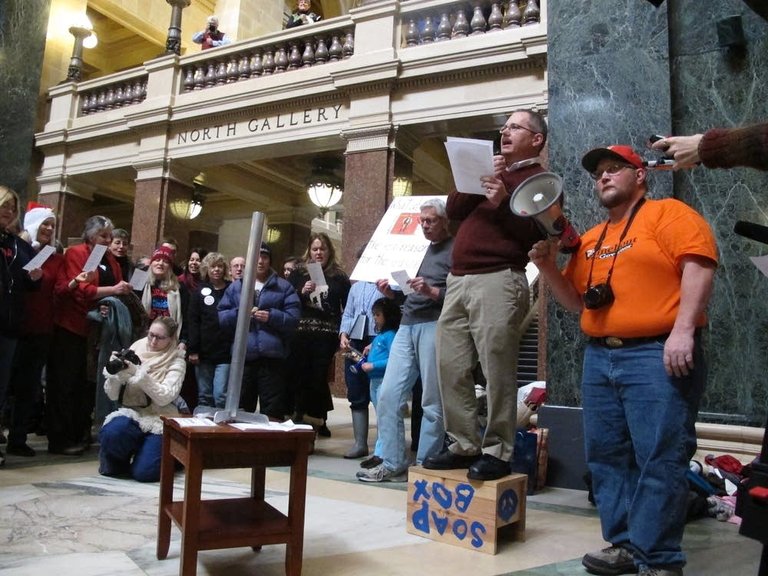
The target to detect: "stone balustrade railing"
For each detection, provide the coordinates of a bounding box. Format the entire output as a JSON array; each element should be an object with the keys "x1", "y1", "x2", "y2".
[
  {"x1": 62, "y1": 0, "x2": 545, "y2": 119},
  {"x1": 180, "y1": 18, "x2": 355, "y2": 93},
  {"x1": 400, "y1": 0, "x2": 541, "y2": 45},
  {"x1": 80, "y1": 72, "x2": 148, "y2": 116}
]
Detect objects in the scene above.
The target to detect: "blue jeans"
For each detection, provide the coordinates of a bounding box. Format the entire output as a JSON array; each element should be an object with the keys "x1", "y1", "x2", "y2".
[
  {"x1": 370, "y1": 376, "x2": 383, "y2": 457},
  {"x1": 196, "y1": 363, "x2": 230, "y2": 408},
  {"x1": 99, "y1": 415, "x2": 163, "y2": 482},
  {"x1": 582, "y1": 336, "x2": 704, "y2": 569},
  {"x1": 377, "y1": 321, "x2": 444, "y2": 474}
]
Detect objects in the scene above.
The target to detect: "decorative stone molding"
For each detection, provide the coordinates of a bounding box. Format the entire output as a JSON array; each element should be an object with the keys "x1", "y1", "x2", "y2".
[{"x1": 341, "y1": 125, "x2": 394, "y2": 153}]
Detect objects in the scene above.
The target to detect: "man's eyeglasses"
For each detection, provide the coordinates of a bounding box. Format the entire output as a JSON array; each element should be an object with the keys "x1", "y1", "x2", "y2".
[
  {"x1": 590, "y1": 163, "x2": 635, "y2": 181},
  {"x1": 148, "y1": 332, "x2": 170, "y2": 341},
  {"x1": 420, "y1": 217, "x2": 439, "y2": 225},
  {"x1": 499, "y1": 123, "x2": 538, "y2": 135}
]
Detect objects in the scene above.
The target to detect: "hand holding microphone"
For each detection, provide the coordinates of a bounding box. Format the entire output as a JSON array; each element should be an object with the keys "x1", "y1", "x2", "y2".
[{"x1": 649, "y1": 134, "x2": 702, "y2": 169}]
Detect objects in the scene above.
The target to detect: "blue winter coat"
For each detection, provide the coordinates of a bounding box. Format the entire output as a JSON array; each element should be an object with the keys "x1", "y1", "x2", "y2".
[{"x1": 217, "y1": 272, "x2": 301, "y2": 360}]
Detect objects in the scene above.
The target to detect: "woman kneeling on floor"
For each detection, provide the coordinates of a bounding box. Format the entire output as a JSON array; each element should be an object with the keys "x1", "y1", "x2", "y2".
[{"x1": 99, "y1": 317, "x2": 185, "y2": 482}]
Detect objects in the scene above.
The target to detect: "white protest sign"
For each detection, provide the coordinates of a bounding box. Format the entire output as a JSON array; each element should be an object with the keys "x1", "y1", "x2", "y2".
[{"x1": 350, "y1": 195, "x2": 447, "y2": 285}]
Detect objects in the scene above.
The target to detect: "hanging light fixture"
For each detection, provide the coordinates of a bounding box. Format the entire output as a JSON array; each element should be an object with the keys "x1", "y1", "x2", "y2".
[
  {"x1": 393, "y1": 152, "x2": 413, "y2": 197},
  {"x1": 169, "y1": 188, "x2": 205, "y2": 220},
  {"x1": 392, "y1": 176, "x2": 412, "y2": 197},
  {"x1": 306, "y1": 159, "x2": 343, "y2": 215},
  {"x1": 266, "y1": 226, "x2": 282, "y2": 243}
]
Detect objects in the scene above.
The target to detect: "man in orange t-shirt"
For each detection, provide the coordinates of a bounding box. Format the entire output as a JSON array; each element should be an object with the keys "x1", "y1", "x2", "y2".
[{"x1": 529, "y1": 145, "x2": 717, "y2": 576}]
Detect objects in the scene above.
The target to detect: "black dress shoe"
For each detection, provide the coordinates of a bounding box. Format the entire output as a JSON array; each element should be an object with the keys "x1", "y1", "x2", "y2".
[
  {"x1": 467, "y1": 454, "x2": 510, "y2": 481},
  {"x1": 423, "y1": 448, "x2": 480, "y2": 470}
]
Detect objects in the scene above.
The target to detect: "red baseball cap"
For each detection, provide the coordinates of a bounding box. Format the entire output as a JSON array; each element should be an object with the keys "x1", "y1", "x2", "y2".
[{"x1": 581, "y1": 145, "x2": 644, "y2": 173}]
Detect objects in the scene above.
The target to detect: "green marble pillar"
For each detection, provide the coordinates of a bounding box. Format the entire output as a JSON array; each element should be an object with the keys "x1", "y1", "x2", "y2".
[
  {"x1": 0, "y1": 0, "x2": 51, "y2": 203},
  {"x1": 546, "y1": 0, "x2": 768, "y2": 426}
]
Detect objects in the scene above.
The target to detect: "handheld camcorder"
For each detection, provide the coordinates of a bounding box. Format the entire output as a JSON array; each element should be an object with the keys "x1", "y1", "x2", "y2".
[{"x1": 105, "y1": 348, "x2": 142, "y2": 375}]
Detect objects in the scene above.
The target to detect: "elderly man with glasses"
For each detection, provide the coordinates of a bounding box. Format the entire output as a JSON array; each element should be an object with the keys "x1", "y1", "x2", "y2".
[
  {"x1": 424, "y1": 109, "x2": 548, "y2": 481},
  {"x1": 529, "y1": 145, "x2": 718, "y2": 576}
]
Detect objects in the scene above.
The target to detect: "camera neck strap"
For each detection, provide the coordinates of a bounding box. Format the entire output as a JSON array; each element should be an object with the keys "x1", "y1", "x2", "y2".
[{"x1": 585, "y1": 197, "x2": 646, "y2": 290}]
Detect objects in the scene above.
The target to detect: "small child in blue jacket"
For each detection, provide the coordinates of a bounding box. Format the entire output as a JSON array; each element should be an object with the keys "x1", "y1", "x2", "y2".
[{"x1": 358, "y1": 297, "x2": 401, "y2": 469}]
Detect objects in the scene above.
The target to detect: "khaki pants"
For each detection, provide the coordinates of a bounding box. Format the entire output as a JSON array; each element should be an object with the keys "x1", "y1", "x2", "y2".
[{"x1": 436, "y1": 268, "x2": 529, "y2": 461}]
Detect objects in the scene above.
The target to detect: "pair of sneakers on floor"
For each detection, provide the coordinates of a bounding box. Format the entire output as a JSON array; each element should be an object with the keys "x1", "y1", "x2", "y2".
[
  {"x1": 583, "y1": 545, "x2": 683, "y2": 576},
  {"x1": 356, "y1": 446, "x2": 511, "y2": 483}
]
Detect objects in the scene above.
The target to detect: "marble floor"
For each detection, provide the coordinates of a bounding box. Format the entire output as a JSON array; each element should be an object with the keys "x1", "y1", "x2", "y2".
[{"x1": 0, "y1": 398, "x2": 762, "y2": 576}]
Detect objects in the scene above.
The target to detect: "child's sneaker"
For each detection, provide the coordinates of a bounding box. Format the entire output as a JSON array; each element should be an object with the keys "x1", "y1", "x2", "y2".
[{"x1": 360, "y1": 455, "x2": 383, "y2": 469}]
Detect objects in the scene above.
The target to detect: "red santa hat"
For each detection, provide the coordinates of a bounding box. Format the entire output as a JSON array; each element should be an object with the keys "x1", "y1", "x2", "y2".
[{"x1": 23, "y1": 202, "x2": 56, "y2": 249}]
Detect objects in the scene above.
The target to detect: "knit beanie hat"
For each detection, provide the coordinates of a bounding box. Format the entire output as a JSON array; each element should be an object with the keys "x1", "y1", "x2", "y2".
[
  {"x1": 23, "y1": 202, "x2": 56, "y2": 250},
  {"x1": 151, "y1": 245, "x2": 176, "y2": 265}
]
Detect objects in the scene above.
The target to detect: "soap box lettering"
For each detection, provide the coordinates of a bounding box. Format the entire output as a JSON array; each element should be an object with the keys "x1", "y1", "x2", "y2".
[{"x1": 410, "y1": 479, "x2": 488, "y2": 549}]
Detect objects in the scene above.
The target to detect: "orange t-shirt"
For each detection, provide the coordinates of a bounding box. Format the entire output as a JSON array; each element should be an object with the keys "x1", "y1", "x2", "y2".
[{"x1": 564, "y1": 198, "x2": 718, "y2": 338}]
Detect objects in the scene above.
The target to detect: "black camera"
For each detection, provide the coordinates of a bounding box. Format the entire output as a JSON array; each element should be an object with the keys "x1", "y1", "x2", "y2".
[
  {"x1": 105, "y1": 348, "x2": 142, "y2": 375},
  {"x1": 583, "y1": 283, "x2": 615, "y2": 310}
]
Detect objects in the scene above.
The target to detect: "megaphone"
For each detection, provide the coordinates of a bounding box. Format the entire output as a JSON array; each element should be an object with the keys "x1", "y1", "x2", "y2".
[{"x1": 509, "y1": 172, "x2": 581, "y2": 253}]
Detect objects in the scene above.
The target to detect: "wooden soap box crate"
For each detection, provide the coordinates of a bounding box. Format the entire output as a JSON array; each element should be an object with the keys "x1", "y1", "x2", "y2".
[{"x1": 406, "y1": 466, "x2": 527, "y2": 555}]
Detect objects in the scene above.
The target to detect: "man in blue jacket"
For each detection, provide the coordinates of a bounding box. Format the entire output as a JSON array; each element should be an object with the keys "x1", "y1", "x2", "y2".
[{"x1": 218, "y1": 243, "x2": 301, "y2": 419}]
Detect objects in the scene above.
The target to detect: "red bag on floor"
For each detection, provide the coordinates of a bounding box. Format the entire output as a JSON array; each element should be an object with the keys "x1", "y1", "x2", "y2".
[{"x1": 705, "y1": 454, "x2": 743, "y2": 475}]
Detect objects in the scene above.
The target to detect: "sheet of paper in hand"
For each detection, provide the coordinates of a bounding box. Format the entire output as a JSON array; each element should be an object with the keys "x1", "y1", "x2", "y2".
[
  {"x1": 82, "y1": 244, "x2": 108, "y2": 273},
  {"x1": 444, "y1": 137, "x2": 495, "y2": 195},
  {"x1": 22, "y1": 245, "x2": 55, "y2": 272}
]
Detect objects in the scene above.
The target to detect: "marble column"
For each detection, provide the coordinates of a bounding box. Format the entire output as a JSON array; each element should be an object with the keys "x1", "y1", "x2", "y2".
[
  {"x1": 341, "y1": 133, "x2": 393, "y2": 274},
  {"x1": 131, "y1": 177, "x2": 194, "y2": 262},
  {"x1": 546, "y1": 0, "x2": 768, "y2": 425},
  {"x1": 0, "y1": 0, "x2": 51, "y2": 200}
]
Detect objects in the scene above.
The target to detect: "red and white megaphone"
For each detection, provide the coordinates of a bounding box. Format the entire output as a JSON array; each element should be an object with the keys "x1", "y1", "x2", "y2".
[{"x1": 509, "y1": 172, "x2": 581, "y2": 253}]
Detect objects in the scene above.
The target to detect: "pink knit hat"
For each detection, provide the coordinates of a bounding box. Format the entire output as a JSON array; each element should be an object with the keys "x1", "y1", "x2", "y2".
[{"x1": 151, "y1": 245, "x2": 176, "y2": 264}]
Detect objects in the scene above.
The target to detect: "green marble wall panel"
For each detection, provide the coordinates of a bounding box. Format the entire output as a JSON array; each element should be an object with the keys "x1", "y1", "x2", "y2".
[
  {"x1": 0, "y1": 0, "x2": 50, "y2": 202},
  {"x1": 546, "y1": 0, "x2": 768, "y2": 426}
]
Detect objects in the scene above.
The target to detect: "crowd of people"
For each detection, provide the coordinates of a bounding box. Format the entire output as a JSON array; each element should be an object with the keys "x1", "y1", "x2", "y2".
[
  {"x1": 2, "y1": 109, "x2": 766, "y2": 573},
  {"x1": 0, "y1": 202, "x2": 318, "y2": 476}
]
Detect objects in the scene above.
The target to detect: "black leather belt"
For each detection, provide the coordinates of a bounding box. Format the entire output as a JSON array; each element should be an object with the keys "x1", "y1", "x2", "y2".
[{"x1": 590, "y1": 334, "x2": 669, "y2": 348}]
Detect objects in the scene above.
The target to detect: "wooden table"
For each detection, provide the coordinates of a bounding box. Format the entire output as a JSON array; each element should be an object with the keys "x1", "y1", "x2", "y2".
[{"x1": 156, "y1": 418, "x2": 316, "y2": 576}]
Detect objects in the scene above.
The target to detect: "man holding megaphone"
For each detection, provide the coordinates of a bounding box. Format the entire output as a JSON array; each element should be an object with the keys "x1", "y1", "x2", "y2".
[
  {"x1": 425, "y1": 109, "x2": 548, "y2": 482},
  {"x1": 529, "y1": 144, "x2": 718, "y2": 576}
]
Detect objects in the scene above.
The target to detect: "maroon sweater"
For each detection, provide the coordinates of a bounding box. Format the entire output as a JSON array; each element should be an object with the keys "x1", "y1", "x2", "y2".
[
  {"x1": 447, "y1": 163, "x2": 546, "y2": 275},
  {"x1": 699, "y1": 122, "x2": 768, "y2": 171}
]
